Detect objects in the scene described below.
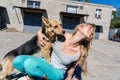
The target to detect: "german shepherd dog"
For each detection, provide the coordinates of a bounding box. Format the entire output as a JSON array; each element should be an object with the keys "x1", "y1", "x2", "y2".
[{"x1": 0, "y1": 16, "x2": 65, "y2": 80}]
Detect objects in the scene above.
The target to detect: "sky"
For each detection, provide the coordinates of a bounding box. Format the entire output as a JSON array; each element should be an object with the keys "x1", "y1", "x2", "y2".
[{"x1": 91, "y1": 0, "x2": 120, "y2": 8}]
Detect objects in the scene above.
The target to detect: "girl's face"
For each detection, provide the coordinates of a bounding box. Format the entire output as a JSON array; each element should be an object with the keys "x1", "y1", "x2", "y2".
[{"x1": 78, "y1": 25, "x2": 95, "y2": 39}]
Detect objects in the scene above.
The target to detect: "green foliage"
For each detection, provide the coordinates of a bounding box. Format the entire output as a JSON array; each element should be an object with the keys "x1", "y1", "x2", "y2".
[
  {"x1": 84, "y1": 0, "x2": 90, "y2": 2},
  {"x1": 110, "y1": 21, "x2": 120, "y2": 28},
  {"x1": 110, "y1": 8, "x2": 120, "y2": 28}
]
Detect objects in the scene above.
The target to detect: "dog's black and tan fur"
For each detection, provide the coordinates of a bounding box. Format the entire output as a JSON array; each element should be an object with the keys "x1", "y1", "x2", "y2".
[{"x1": 0, "y1": 16, "x2": 64, "y2": 79}]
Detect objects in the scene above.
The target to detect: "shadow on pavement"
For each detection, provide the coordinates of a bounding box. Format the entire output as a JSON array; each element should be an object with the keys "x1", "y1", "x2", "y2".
[{"x1": 10, "y1": 73, "x2": 25, "y2": 80}]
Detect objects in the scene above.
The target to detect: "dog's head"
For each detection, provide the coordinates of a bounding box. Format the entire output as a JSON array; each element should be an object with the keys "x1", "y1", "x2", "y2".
[{"x1": 42, "y1": 16, "x2": 65, "y2": 42}]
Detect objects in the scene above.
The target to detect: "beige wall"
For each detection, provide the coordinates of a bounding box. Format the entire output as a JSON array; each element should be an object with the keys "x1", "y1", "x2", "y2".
[{"x1": 0, "y1": 0, "x2": 116, "y2": 39}]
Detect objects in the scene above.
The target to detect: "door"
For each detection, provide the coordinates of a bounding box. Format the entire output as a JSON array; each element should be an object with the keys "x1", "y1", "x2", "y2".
[
  {"x1": 62, "y1": 16, "x2": 80, "y2": 30},
  {"x1": 24, "y1": 11, "x2": 42, "y2": 33}
]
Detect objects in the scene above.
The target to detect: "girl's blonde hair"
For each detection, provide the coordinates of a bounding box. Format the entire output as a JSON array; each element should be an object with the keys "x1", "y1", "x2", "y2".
[{"x1": 72, "y1": 23, "x2": 96, "y2": 74}]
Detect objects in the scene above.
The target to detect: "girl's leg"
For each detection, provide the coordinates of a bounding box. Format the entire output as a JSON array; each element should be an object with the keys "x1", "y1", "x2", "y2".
[
  {"x1": 13, "y1": 55, "x2": 32, "y2": 73},
  {"x1": 24, "y1": 57, "x2": 64, "y2": 80}
]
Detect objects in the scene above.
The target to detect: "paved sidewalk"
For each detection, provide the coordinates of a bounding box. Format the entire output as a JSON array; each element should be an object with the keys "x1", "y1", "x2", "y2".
[{"x1": 0, "y1": 32, "x2": 120, "y2": 80}]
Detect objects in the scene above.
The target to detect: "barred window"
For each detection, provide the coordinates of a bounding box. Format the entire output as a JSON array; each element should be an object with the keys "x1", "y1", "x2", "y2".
[
  {"x1": 95, "y1": 9, "x2": 101, "y2": 19},
  {"x1": 66, "y1": 5, "x2": 78, "y2": 13},
  {"x1": 27, "y1": 1, "x2": 40, "y2": 8}
]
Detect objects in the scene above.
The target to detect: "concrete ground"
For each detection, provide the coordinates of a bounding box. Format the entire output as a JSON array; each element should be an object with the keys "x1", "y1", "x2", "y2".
[{"x1": 0, "y1": 31, "x2": 120, "y2": 80}]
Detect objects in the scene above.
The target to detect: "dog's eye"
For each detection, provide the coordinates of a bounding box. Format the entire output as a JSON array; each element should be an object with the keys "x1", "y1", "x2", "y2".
[
  {"x1": 54, "y1": 25, "x2": 58, "y2": 28},
  {"x1": 60, "y1": 24, "x2": 62, "y2": 26},
  {"x1": 50, "y1": 24, "x2": 52, "y2": 27}
]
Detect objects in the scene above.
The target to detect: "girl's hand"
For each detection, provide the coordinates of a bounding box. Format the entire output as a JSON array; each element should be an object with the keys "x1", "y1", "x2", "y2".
[
  {"x1": 66, "y1": 68, "x2": 75, "y2": 80},
  {"x1": 37, "y1": 29, "x2": 49, "y2": 46},
  {"x1": 72, "y1": 76, "x2": 79, "y2": 80}
]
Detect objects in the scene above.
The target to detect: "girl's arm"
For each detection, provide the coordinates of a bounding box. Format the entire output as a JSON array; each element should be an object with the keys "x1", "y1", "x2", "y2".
[
  {"x1": 67, "y1": 65, "x2": 81, "y2": 80},
  {"x1": 67, "y1": 67, "x2": 75, "y2": 80}
]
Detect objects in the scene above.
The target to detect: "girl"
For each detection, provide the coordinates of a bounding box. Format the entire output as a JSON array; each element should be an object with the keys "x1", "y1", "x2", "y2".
[{"x1": 13, "y1": 23, "x2": 96, "y2": 80}]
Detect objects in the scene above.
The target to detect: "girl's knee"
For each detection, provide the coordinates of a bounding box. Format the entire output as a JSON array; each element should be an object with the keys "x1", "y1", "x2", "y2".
[
  {"x1": 13, "y1": 55, "x2": 28, "y2": 65},
  {"x1": 24, "y1": 58, "x2": 42, "y2": 71},
  {"x1": 13, "y1": 56, "x2": 23, "y2": 67},
  {"x1": 24, "y1": 58, "x2": 45, "y2": 78},
  {"x1": 13, "y1": 55, "x2": 31, "y2": 73}
]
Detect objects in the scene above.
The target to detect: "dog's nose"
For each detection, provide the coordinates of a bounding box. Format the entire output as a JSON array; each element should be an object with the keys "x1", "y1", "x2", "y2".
[
  {"x1": 51, "y1": 30, "x2": 54, "y2": 32},
  {"x1": 62, "y1": 30, "x2": 65, "y2": 34}
]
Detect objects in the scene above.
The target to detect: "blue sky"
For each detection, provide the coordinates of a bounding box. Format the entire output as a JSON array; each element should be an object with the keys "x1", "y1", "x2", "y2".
[{"x1": 91, "y1": 0, "x2": 120, "y2": 8}]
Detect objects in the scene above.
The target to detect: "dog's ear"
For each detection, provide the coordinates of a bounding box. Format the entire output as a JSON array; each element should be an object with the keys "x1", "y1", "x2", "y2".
[{"x1": 42, "y1": 16, "x2": 49, "y2": 25}]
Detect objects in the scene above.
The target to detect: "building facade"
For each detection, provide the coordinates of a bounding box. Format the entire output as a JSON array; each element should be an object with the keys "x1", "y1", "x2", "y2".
[{"x1": 0, "y1": 0, "x2": 116, "y2": 39}]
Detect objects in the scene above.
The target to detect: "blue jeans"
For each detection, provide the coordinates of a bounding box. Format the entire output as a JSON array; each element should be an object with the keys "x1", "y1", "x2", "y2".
[{"x1": 13, "y1": 55, "x2": 64, "y2": 80}]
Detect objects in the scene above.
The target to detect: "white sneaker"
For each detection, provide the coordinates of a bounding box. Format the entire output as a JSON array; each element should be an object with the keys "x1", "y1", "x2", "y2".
[{"x1": 17, "y1": 76, "x2": 28, "y2": 80}]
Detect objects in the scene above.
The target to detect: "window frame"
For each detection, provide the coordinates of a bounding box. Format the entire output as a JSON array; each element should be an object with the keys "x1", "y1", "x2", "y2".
[
  {"x1": 95, "y1": 9, "x2": 102, "y2": 19},
  {"x1": 66, "y1": 5, "x2": 78, "y2": 14},
  {"x1": 27, "y1": 1, "x2": 40, "y2": 8}
]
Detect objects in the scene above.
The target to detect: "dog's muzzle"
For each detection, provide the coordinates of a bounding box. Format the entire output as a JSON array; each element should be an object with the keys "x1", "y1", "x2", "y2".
[{"x1": 62, "y1": 30, "x2": 65, "y2": 34}]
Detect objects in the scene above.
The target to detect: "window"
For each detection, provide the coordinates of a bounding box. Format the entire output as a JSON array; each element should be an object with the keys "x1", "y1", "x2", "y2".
[
  {"x1": 27, "y1": 1, "x2": 40, "y2": 8},
  {"x1": 111, "y1": 11, "x2": 115, "y2": 20},
  {"x1": 95, "y1": 25, "x2": 103, "y2": 33},
  {"x1": 66, "y1": 5, "x2": 78, "y2": 13},
  {"x1": 95, "y1": 9, "x2": 101, "y2": 19},
  {"x1": 79, "y1": 6, "x2": 83, "y2": 10},
  {"x1": 0, "y1": 16, "x2": 1, "y2": 27}
]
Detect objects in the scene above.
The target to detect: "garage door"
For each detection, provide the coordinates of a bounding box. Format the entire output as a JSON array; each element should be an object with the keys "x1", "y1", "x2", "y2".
[
  {"x1": 24, "y1": 11, "x2": 42, "y2": 33},
  {"x1": 94, "y1": 25, "x2": 103, "y2": 39},
  {"x1": 0, "y1": 7, "x2": 9, "y2": 29},
  {"x1": 62, "y1": 16, "x2": 80, "y2": 30}
]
